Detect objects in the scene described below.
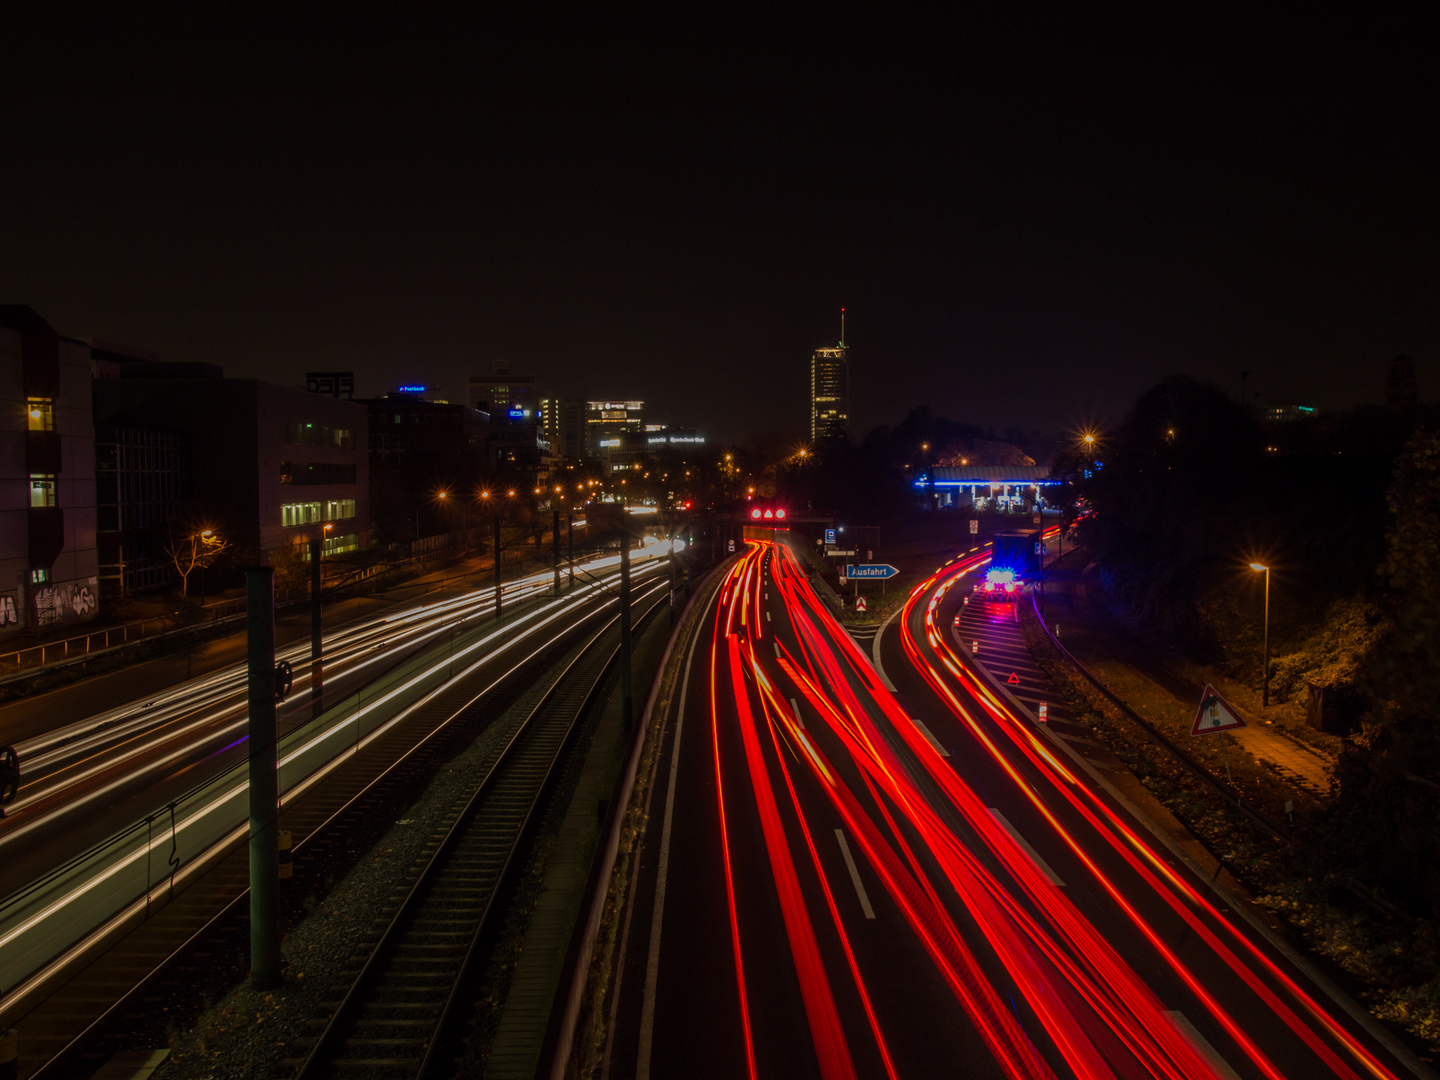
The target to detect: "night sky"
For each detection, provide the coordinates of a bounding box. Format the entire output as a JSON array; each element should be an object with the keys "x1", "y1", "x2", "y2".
[{"x1": 3, "y1": 9, "x2": 1434, "y2": 444}]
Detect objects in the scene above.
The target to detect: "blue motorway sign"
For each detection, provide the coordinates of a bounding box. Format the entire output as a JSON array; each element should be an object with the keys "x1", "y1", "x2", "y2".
[
  {"x1": 825, "y1": 528, "x2": 837, "y2": 544},
  {"x1": 845, "y1": 563, "x2": 899, "y2": 580}
]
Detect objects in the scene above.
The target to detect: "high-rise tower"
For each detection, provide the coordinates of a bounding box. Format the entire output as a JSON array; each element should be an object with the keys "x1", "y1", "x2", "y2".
[{"x1": 810, "y1": 308, "x2": 849, "y2": 442}]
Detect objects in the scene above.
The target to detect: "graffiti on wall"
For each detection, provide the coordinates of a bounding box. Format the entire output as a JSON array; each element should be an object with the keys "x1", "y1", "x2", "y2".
[
  {"x1": 32, "y1": 577, "x2": 99, "y2": 630},
  {"x1": 0, "y1": 593, "x2": 17, "y2": 628}
]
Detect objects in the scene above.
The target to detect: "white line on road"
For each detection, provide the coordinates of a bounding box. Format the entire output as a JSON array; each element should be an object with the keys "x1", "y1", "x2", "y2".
[
  {"x1": 1166, "y1": 1012, "x2": 1242, "y2": 1080},
  {"x1": 636, "y1": 590, "x2": 712, "y2": 1080},
  {"x1": 988, "y1": 808, "x2": 1065, "y2": 886},
  {"x1": 835, "y1": 829, "x2": 876, "y2": 918},
  {"x1": 870, "y1": 605, "x2": 902, "y2": 692},
  {"x1": 789, "y1": 697, "x2": 805, "y2": 729},
  {"x1": 765, "y1": 610, "x2": 771, "y2": 622},
  {"x1": 909, "y1": 715, "x2": 951, "y2": 758}
]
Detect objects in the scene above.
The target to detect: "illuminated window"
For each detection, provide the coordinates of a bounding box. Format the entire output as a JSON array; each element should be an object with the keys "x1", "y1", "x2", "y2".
[
  {"x1": 282, "y1": 502, "x2": 322, "y2": 527},
  {"x1": 29, "y1": 474, "x2": 57, "y2": 507},
  {"x1": 282, "y1": 499, "x2": 357, "y2": 527},
  {"x1": 30, "y1": 568, "x2": 49, "y2": 584},
  {"x1": 27, "y1": 398, "x2": 55, "y2": 431}
]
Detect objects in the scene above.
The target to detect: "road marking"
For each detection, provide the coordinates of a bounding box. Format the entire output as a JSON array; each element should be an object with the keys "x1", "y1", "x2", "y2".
[
  {"x1": 788, "y1": 696, "x2": 806, "y2": 729},
  {"x1": 835, "y1": 829, "x2": 875, "y2": 919},
  {"x1": 988, "y1": 808, "x2": 1065, "y2": 885},
  {"x1": 774, "y1": 641, "x2": 782, "y2": 659},
  {"x1": 765, "y1": 611, "x2": 771, "y2": 622},
  {"x1": 636, "y1": 589, "x2": 712, "y2": 1080},
  {"x1": 1166, "y1": 1012, "x2": 1241, "y2": 1080},
  {"x1": 909, "y1": 715, "x2": 950, "y2": 758},
  {"x1": 871, "y1": 605, "x2": 902, "y2": 692}
]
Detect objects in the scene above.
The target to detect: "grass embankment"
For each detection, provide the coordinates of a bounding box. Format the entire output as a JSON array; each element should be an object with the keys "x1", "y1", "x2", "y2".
[{"x1": 1020, "y1": 592, "x2": 1440, "y2": 1056}]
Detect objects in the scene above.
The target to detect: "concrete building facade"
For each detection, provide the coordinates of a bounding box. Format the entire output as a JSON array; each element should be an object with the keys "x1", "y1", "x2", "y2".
[
  {"x1": 94, "y1": 376, "x2": 370, "y2": 563},
  {"x1": 0, "y1": 307, "x2": 100, "y2": 640}
]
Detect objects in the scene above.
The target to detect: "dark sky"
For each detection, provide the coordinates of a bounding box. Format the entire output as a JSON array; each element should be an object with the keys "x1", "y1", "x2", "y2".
[{"x1": 3, "y1": 8, "x2": 1435, "y2": 444}]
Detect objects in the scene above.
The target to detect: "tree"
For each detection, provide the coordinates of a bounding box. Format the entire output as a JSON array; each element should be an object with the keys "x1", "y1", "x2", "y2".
[{"x1": 162, "y1": 524, "x2": 231, "y2": 598}]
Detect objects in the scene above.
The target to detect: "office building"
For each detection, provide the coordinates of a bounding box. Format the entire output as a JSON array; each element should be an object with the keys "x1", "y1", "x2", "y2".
[
  {"x1": 0, "y1": 306, "x2": 100, "y2": 640},
  {"x1": 363, "y1": 391, "x2": 489, "y2": 470},
  {"x1": 539, "y1": 395, "x2": 586, "y2": 460},
  {"x1": 645, "y1": 427, "x2": 706, "y2": 449},
  {"x1": 810, "y1": 315, "x2": 849, "y2": 442},
  {"x1": 1261, "y1": 403, "x2": 1317, "y2": 424},
  {"x1": 468, "y1": 361, "x2": 537, "y2": 417},
  {"x1": 95, "y1": 370, "x2": 369, "y2": 562},
  {"x1": 585, "y1": 400, "x2": 644, "y2": 458},
  {"x1": 1387, "y1": 354, "x2": 1418, "y2": 414}
]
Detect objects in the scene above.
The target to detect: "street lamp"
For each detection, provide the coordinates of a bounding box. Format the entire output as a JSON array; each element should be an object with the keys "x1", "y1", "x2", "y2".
[{"x1": 1250, "y1": 562, "x2": 1270, "y2": 708}]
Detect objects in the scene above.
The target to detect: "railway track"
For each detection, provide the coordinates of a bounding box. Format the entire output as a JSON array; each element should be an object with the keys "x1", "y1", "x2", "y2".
[
  {"x1": 16, "y1": 565, "x2": 667, "y2": 1080},
  {"x1": 289, "y1": 583, "x2": 668, "y2": 1078}
]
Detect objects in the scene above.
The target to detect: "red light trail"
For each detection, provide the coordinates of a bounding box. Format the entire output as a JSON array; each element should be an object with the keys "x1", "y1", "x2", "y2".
[{"x1": 683, "y1": 533, "x2": 1408, "y2": 1078}]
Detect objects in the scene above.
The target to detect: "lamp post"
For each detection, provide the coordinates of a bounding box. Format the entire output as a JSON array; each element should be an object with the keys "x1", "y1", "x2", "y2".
[
  {"x1": 1250, "y1": 563, "x2": 1271, "y2": 708},
  {"x1": 198, "y1": 529, "x2": 214, "y2": 604}
]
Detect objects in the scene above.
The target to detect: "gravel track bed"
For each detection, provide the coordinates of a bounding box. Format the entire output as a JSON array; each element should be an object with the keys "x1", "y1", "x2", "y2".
[{"x1": 147, "y1": 632, "x2": 593, "y2": 1080}]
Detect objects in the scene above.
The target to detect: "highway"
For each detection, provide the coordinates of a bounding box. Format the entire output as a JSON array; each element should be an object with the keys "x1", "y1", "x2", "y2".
[
  {"x1": 610, "y1": 536, "x2": 1424, "y2": 1079},
  {"x1": 0, "y1": 543, "x2": 675, "y2": 895}
]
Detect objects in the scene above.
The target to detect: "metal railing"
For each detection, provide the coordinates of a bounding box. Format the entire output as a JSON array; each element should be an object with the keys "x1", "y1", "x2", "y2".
[{"x1": 0, "y1": 579, "x2": 585, "y2": 1009}]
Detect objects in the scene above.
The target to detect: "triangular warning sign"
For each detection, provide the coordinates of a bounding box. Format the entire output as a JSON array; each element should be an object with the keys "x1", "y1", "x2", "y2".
[
  {"x1": 1007, "y1": 671, "x2": 1021, "y2": 685},
  {"x1": 1190, "y1": 684, "x2": 1247, "y2": 736}
]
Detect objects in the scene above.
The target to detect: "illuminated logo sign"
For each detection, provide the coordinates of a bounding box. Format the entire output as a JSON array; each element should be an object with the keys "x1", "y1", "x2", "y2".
[
  {"x1": 305, "y1": 371, "x2": 355, "y2": 399},
  {"x1": 508, "y1": 408, "x2": 529, "y2": 418},
  {"x1": 397, "y1": 384, "x2": 426, "y2": 393},
  {"x1": 599, "y1": 438, "x2": 621, "y2": 448}
]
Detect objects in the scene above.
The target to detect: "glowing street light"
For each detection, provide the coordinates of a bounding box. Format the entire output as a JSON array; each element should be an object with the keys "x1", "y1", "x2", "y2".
[{"x1": 1250, "y1": 562, "x2": 1271, "y2": 708}]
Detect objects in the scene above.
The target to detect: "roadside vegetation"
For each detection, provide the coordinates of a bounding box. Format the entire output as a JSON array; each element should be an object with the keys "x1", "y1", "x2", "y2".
[{"x1": 1061, "y1": 374, "x2": 1440, "y2": 1052}]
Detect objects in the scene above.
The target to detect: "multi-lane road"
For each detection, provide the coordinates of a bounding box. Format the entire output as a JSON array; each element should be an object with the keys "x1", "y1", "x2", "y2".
[{"x1": 608, "y1": 536, "x2": 1425, "y2": 1079}]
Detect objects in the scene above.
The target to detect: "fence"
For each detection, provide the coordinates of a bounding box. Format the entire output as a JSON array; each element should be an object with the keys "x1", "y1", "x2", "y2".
[
  {"x1": 0, "y1": 572, "x2": 603, "y2": 1013},
  {"x1": 0, "y1": 548, "x2": 467, "y2": 681}
]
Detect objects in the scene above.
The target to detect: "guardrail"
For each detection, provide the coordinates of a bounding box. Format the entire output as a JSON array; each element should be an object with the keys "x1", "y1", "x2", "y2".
[
  {"x1": 0, "y1": 551, "x2": 465, "y2": 684},
  {"x1": 0, "y1": 569, "x2": 631, "y2": 1014}
]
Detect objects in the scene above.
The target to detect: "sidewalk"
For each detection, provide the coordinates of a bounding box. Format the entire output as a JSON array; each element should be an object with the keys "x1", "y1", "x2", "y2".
[{"x1": 1037, "y1": 554, "x2": 1336, "y2": 798}]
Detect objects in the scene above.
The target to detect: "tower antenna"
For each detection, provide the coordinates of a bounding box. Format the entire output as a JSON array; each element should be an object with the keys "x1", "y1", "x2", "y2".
[{"x1": 840, "y1": 307, "x2": 846, "y2": 349}]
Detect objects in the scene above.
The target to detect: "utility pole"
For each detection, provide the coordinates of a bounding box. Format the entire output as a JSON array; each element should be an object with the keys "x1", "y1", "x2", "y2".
[
  {"x1": 493, "y1": 513, "x2": 502, "y2": 621},
  {"x1": 669, "y1": 527, "x2": 680, "y2": 626},
  {"x1": 309, "y1": 539, "x2": 323, "y2": 718},
  {"x1": 246, "y1": 568, "x2": 280, "y2": 990},
  {"x1": 619, "y1": 534, "x2": 632, "y2": 729},
  {"x1": 553, "y1": 507, "x2": 561, "y2": 596},
  {"x1": 567, "y1": 513, "x2": 574, "y2": 585}
]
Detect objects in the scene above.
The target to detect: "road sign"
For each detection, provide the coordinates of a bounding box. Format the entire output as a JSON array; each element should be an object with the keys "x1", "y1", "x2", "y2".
[
  {"x1": 1038, "y1": 702, "x2": 1048, "y2": 723},
  {"x1": 825, "y1": 528, "x2": 837, "y2": 544},
  {"x1": 1007, "y1": 671, "x2": 1020, "y2": 684},
  {"x1": 1190, "y1": 684, "x2": 1247, "y2": 735},
  {"x1": 855, "y1": 595, "x2": 868, "y2": 613},
  {"x1": 727, "y1": 539, "x2": 735, "y2": 553},
  {"x1": 844, "y1": 563, "x2": 899, "y2": 580},
  {"x1": 827, "y1": 548, "x2": 857, "y2": 557},
  {"x1": 969, "y1": 519, "x2": 979, "y2": 535}
]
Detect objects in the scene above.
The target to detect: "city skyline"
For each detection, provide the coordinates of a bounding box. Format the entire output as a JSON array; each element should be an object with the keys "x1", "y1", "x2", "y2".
[{"x1": 2, "y1": 10, "x2": 1431, "y2": 445}]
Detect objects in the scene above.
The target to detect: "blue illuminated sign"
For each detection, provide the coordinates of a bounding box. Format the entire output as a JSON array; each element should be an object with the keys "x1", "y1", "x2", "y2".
[
  {"x1": 397, "y1": 384, "x2": 426, "y2": 392},
  {"x1": 508, "y1": 408, "x2": 528, "y2": 419}
]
